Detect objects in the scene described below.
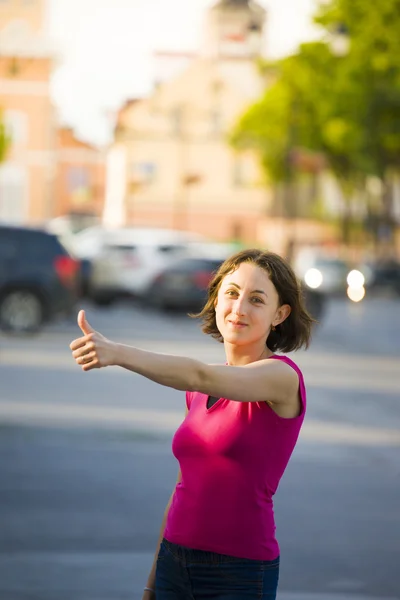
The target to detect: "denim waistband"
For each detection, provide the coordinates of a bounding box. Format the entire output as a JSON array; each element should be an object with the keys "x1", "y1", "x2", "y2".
[{"x1": 162, "y1": 538, "x2": 280, "y2": 566}]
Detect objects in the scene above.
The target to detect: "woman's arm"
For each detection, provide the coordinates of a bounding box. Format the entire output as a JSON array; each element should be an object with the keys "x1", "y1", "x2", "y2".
[
  {"x1": 113, "y1": 343, "x2": 298, "y2": 405},
  {"x1": 70, "y1": 310, "x2": 299, "y2": 405}
]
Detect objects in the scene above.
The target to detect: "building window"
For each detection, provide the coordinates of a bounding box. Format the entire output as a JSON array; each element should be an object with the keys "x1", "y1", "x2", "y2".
[
  {"x1": 232, "y1": 156, "x2": 245, "y2": 187},
  {"x1": 171, "y1": 107, "x2": 183, "y2": 136},
  {"x1": 232, "y1": 154, "x2": 255, "y2": 188},
  {"x1": 0, "y1": 163, "x2": 27, "y2": 222},
  {"x1": 210, "y1": 110, "x2": 222, "y2": 136},
  {"x1": 67, "y1": 167, "x2": 89, "y2": 191},
  {"x1": 67, "y1": 167, "x2": 91, "y2": 206},
  {"x1": 4, "y1": 109, "x2": 28, "y2": 148},
  {"x1": 129, "y1": 162, "x2": 157, "y2": 186}
]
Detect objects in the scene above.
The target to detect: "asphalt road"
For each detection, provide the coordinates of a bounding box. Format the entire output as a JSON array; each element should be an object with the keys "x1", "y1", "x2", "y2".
[{"x1": 0, "y1": 296, "x2": 399, "y2": 600}]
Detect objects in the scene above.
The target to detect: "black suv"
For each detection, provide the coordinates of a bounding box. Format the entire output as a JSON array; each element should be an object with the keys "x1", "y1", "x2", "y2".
[{"x1": 0, "y1": 224, "x2": 80, "y2": 333}]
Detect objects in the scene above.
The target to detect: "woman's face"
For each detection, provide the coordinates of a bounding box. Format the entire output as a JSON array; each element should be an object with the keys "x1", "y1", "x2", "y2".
[{"x1": 215, "y1": 262, "x2": 289, "y2": 348}]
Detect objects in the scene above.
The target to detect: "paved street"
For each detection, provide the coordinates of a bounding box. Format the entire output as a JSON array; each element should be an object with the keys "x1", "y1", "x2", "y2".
[{"x1": 0, "y1": 296, "x2": 399, "y2": 600}]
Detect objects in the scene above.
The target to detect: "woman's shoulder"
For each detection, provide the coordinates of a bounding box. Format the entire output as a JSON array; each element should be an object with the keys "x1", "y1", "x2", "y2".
[
  {"x1": 270, "y1": 354, "x2": 305, "y2": 382},
  {"x1": 269, "y1": 354, "x2": 307, "y2": 414},
  {"x1": 271, "y1": 353, "x2": 300, "y2": 368}
]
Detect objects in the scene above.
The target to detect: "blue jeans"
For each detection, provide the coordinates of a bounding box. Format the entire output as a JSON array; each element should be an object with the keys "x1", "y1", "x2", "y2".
[{"x1": 155, "y1": 538, "x2": 280, "y2": 599}]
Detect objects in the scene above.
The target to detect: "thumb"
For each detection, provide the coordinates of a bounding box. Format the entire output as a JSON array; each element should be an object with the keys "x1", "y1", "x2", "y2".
[{"x1": 78, "y1": 309, "x2": 95, "y2": 335}]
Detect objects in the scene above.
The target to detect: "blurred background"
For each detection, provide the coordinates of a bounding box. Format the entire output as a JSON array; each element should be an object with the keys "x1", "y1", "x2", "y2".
[{"x1": 0, "y1": 1, "x2": 399, "y2": 599}]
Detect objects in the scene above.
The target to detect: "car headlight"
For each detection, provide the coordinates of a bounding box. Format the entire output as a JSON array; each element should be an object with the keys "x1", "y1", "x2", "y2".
[
  {"x1": 347, "y1": 285, "x2": 366, "y2": 302},
  {"x1": 347, "y1": 269, "x2": 365, "y2": 288},
  {"x1": 304, "y1": 268, "x2": 323, "y2": 289}
]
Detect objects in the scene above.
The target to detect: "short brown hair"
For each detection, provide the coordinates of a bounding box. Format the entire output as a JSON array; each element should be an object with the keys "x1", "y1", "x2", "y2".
[{"x1": 191, "y1": 248, "x2": 315, "y2": 353}]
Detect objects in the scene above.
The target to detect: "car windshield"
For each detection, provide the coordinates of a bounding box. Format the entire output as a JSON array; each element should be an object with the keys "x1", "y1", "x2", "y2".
[
  {"x1": 175, "y1": 258, "x2": 222, "y2": 269},
  {"x1": 314, "y1": 259, "x2": 348, "y2": 269}
]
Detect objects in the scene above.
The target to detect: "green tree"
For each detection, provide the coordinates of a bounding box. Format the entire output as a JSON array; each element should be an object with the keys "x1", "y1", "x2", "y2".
[
  {"x1": 231, "y1": 0, "x2": 400, "y2": 246},
  {"x1": 231, "y1": 44, "x2": 364, "y2": 236},
  {"x1": 0, "y1": 111, "x2": 11, "y2": 220},
  {"x1": 316, "y1": 0, "x2": 400, "y2": 243},
  {"x1": 0, "y1": 110, "x2": 11, "y2": 163}
]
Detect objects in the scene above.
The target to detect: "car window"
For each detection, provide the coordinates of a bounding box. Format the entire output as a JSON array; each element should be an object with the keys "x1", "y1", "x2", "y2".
[
  {"x1": 315, "y1": 259, "x2": 347, "y2": 269},
  {"x1": 175, "y1": 258, "x2": 222, "y2": 270},
  {"x1": 174, "y1": 259, "x2": 204, "y2": 269},
  {"x1": 208, "y1": 260, "x2": 224, "y2": 271},
  {"x1": 71, "y1": 228, "x2": 105, "y2": 257},
  {"x1": 157, "y1": 244, "x2": 186, "y2": 254},
  {"x1": 105, "y1": 244, "x2": 137, "y2": 253},
  {"x1": 27, "y1": 231, "x2": 68, "y2": 260},
  {"x1": 0, "y1": 228, "x2": 67, "y2": 260},
  {"x1": 0, "y1": 230, "x2": 19, "y2": 259}
]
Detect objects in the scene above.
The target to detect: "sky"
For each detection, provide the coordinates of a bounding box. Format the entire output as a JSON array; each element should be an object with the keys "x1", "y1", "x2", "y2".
[{"x1": 46, "y1": 0, "x2": 321, "y2": 146}]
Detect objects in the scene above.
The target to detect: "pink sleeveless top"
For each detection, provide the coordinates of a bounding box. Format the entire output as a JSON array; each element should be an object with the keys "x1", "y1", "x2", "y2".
[{"x1": 164, "y1": 354, "x2": 306, "y2": 561}]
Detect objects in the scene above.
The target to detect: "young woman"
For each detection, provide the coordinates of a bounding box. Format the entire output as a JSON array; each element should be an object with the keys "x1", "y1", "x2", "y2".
[{"x1": 70, "y1": 248, "x2": 314, "y2": 600}]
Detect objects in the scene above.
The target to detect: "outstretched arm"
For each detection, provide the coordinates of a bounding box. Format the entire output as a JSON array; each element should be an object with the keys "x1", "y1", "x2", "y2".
[{"x1": 70, "y1": 310, "x2": 299, "y2": 405}]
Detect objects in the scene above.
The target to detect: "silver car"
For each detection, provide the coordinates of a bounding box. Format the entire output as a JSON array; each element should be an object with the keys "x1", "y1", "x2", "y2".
[{"x1": 69, "y1": 226, "x2": 206, "y2": 305}]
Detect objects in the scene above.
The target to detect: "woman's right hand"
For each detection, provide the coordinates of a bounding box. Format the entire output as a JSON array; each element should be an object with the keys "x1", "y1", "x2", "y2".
[
  {"x1": 70, "y1": 309, "x2": 117, "y2": 371},
  {"x1": 142, "y1": 589, "x2": 156, "y2": 600}
]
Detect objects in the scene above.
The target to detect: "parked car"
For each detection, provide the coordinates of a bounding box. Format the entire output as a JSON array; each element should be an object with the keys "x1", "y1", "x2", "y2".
[
  {"x1": 68, "y1": 226, "x2": 207, "y2": 305},
  {"x1": 293, "y1": 248, "x2": 368, "y2": 305},
  {"x1": 294, "y1": 253, "x2": 350, "y2": 296},
  {"x1": 143, "y1": 256, "x2": 226, "y2": 311},
  {"x1": 54, "y1": 234, "x2": 92, "y2": 298},
  {"x1": 361, "y1": 258, "x2": 400, "y2": 296},
  {"x1": 0, "y1": 224, "x2": 80, "y2": 333},
  {"x1": 294, "y1": 255, "x2": 349, "y2": 321},
  {"x1": 301, "y1": 286, "x2": 327, "y2": 322}
]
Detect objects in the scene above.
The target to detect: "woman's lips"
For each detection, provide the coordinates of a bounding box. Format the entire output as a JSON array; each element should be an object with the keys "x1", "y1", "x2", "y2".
[{"x1": 228, "y1": 320, "x2": 247, "y2": 328}]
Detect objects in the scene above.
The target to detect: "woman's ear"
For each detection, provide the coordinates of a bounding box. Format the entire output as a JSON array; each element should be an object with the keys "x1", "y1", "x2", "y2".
[{"x1": 274, "y1": 304, "x2": 291, "y2": 326}]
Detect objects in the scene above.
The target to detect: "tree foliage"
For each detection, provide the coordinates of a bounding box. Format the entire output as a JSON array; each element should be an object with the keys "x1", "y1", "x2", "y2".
[
  {"x1": 0, "y1": 111, "x2": 11, "y2": 164},
  {"x1": 315, "y1": 0, "x2": 400, "y2": 178},
  {"x1": 231, "y1": 0, "x2": 400, "y2": 235}
]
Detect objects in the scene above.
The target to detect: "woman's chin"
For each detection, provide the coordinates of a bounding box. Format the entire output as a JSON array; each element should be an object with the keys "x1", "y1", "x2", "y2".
[{"x1": 223, "y1": 331, "x2": 250, "y2": 345}]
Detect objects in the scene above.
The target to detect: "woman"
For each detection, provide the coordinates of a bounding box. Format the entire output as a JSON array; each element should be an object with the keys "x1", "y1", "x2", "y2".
[{"x1": 70, "y1": 248, "x2": 314, "y2": 600}]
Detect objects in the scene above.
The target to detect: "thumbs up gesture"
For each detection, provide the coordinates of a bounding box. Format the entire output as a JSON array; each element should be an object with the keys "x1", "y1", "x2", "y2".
[{"x1": 70, "y1": 310, "x2": 116, "y2": 371}]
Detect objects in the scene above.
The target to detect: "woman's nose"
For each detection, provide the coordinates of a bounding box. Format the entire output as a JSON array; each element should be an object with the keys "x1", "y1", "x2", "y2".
[{"x1": 232, "y1": 298, "x2": 245, "y2": 315}]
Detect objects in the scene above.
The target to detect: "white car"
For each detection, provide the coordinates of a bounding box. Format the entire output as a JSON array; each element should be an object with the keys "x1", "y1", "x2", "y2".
[
  {"x1": 293, "y1": 249, "x2": 365, "y2": 301},
  {"x1": 69, "y1": 226, "x2": 206, "y2": 305}
]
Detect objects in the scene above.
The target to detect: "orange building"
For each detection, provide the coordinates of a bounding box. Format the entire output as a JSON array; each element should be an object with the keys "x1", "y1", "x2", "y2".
[
  {"x1": 0, "y1": 0, "x2": 106, "y2": 224},
  {"x1": 0, "y1": 0, "x2": 57, "y2": 222},
  {"x1": 55, "y1": 127, "x2": 106, "y2": 220}
]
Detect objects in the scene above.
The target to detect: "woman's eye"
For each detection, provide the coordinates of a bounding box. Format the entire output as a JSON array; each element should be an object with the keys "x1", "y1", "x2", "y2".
[{"x1": 252, "y1": 297, "x2": 263, "y2": 303}]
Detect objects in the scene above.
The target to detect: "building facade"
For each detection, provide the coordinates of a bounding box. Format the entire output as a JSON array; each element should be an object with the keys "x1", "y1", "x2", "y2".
[
  {"x1": 0, "y1": 0, "x2": 106, "y2": 225},
  {"x1": 55, "y1": 127, "x2": 106, "y2": 222},
  {"x1": 105, "y1": 0, "x2": 275, "y2": 243},
  {"x1": 0, "y1": 0, "x2": 57, "y2": 223}
]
